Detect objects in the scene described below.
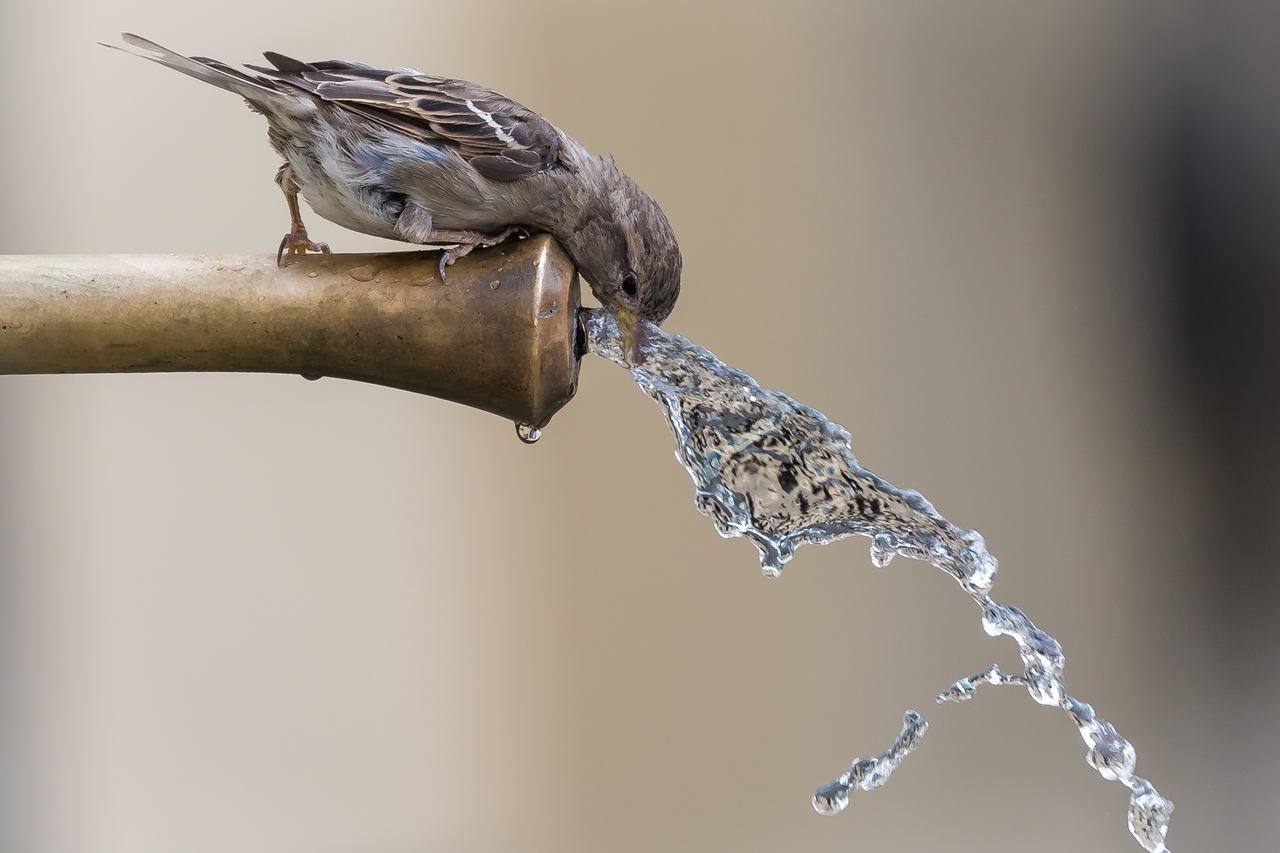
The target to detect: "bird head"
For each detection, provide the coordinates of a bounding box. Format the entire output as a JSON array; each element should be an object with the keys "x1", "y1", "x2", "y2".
[{"x1": 560, "y1": 157, "x2": 682, "y2": 326}]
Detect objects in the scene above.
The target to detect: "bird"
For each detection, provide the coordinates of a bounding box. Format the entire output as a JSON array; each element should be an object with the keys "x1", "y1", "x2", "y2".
[{"x1": 106, "y1": 33, "x2": 682, "y2": 325}]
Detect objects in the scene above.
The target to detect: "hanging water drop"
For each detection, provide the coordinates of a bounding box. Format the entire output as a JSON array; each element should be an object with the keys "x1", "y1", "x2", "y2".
[
  {"x1": 869, "y1": 533, "x2": 896, "y2": 567},
  {"x1": 812, "y1": 780, "x2": 850, "y2": 815},
  {"x1": 515, "y1": 422, "x2": 541, "y2": 444}
]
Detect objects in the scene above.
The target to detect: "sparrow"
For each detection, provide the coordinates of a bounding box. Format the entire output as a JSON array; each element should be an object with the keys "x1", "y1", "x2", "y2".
[{"x1": 107, "y1": 34, "x2": 682, "y2": 324}]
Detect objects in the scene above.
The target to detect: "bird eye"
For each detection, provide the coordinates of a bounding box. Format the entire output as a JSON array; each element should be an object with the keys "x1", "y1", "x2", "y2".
[{"x1": 622, "y1": 270, "x2": 639, "y2": 297}]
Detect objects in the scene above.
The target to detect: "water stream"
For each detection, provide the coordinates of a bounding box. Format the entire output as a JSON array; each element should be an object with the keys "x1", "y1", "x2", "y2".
[{"x1": 582, "y1": 309, "x2": 1174, "y2": 852}]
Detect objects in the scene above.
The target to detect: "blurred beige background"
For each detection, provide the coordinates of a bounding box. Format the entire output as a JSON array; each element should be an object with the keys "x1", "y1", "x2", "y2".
[{"x1": 2, "y1": 1, "x2": 1276, "y2": 851}]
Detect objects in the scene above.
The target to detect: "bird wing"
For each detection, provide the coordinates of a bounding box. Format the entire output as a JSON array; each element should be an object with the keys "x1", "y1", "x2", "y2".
[{"x1": 246, "y1": 53, "x2": 565, "y2": 182}]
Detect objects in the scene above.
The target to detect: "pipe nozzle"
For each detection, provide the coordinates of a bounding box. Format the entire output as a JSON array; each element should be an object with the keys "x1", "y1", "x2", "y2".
[{"x1": 0, "y1": 234, "x2": 582, "y2": 429}]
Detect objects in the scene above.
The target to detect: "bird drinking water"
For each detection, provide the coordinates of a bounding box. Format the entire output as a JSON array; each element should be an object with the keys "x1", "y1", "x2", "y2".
[{"x1": 106, "y1": 33, "x2": 682, "y2": 329}]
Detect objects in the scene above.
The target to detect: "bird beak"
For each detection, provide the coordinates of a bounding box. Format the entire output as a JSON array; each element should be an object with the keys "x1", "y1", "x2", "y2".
[{"x1": 615, "y1": 307, "x2": 641, "y2": 367}]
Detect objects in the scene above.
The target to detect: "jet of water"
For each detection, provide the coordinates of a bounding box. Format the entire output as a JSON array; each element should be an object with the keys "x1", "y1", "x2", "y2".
[{"x1": 582, "y1": 309, "x2": 1174, "y2": 853}]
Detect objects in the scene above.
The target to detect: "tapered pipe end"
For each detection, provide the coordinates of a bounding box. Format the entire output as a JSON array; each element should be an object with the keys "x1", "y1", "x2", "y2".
[{"x1": 0, "y1": 234, "x2": 583, "y2": 429}]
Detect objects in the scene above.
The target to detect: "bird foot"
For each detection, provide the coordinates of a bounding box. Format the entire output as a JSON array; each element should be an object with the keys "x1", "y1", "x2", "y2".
[
  {"x1": 437, "y1": 227, "x2": 522, "y2": 280},
  {"x1": 438, "y1": 243, "x2": 478, "y2": 279},
  {"x1": 277, "y1": 230, "x2": 331, "y2": 266}
]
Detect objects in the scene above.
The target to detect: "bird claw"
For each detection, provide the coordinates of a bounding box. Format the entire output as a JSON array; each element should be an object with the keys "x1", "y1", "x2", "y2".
[
  {"x1": 277, "y1": 231, "x2": 331, "y2": 266},
  {"x1": 437, "y1": 244, "x2": 478, "y2": 281}
]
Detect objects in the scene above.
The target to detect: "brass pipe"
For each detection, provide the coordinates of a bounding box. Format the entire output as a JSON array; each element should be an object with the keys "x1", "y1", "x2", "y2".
[{"x1": 0, "y1": 234, "x2": 582, "y2": 429}]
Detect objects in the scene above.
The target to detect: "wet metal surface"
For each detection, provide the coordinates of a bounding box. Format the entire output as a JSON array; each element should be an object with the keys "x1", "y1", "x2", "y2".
[{"x1": 0, "y1": 234, "x2": 582, "y2": 428}]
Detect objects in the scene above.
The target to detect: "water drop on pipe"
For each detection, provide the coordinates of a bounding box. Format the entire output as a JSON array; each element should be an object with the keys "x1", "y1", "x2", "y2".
[{"x1": 515, "y1": 422, "x2": 541, "y2": 444}]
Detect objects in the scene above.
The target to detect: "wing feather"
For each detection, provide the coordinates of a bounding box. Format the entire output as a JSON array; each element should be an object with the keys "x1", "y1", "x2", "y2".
[{"x1": 247, "y1": 53, "x2": 566, "y2": 181}]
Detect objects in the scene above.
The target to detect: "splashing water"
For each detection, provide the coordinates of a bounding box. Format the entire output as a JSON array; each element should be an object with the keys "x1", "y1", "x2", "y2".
[
  {"x1": 584, "y1": 309, "x2": 1173, "y2": 853},
  {"x1": 812, "y1": 711, "x2": 928, "y2": 816}
]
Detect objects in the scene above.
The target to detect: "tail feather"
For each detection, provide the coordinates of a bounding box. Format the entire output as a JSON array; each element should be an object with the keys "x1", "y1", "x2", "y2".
[{"x1": 103, "y1": 33, "x2": 303, "y2": 111}]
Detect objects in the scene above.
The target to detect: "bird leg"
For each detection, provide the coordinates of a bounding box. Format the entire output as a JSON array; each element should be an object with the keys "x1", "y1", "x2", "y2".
[
  {"x1": 275, "y1": 165, "x2": 330, "y2": 265},
  {"x1": 429, "y1": 227, "x2": 522, "y2": 279},
  {"x1": 394, "y1": 203, "x2": 521, "y2": 279}
]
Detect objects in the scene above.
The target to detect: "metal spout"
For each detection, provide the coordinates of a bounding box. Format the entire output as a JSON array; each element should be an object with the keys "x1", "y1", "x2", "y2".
[{"x1": 0, "y1": 234, "x2": 582, "y2": 429}]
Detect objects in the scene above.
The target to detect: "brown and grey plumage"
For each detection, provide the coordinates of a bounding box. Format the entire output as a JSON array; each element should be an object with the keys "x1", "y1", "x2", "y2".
[{"x1": 106, "y1": 34, "x2": 682, "y2": 324}]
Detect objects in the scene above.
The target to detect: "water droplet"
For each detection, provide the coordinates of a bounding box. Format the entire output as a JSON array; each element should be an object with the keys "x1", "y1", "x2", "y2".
[
  {"x1": 938, "y1": 677, "x2": 977, "y2": 703},
  {"x1": 759, "y1": 548, "x2": 785, "y2": 578},
  {"x1": 515, "y1": 423, "x2": 541, "y2": 444},
  {"x1": 1083, "y1": 719, "x2": 1136, "y2": 782},
  {"x1": 812, "y1": 780, "x2": 850, "y2": 815},
  {"x1": 869, "y1": 533, "x2": 896, "y2": 567},
  {"x1": 1021, "y1": 662, "x2": 1063, "y2": 706},
  {"x1": 1066, "y1": 697, "x2": 1096, "y2": 727},
  {"x1": 1127, "y1": 778, "x2": 1173, "y2": 853},
  {"x1": 849, "y1": 756, "x2": 885, "y2": 790}
]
